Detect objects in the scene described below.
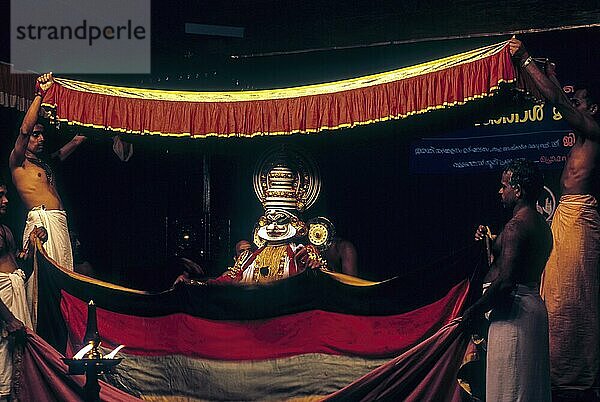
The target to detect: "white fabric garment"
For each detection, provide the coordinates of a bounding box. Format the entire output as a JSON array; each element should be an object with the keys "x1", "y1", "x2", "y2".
[
  {"x1": 23, "y1": 206, "x2": 73, "y2": 330},
  {"x1": 23, "y1": 206, "x2": 73, "y2": 271},
  {"x1": 486, "y1": 284, "x2": 551, "y2": 402},
  {"x1": 0, "y1": 270, "x2": 32, "y2": 397}
]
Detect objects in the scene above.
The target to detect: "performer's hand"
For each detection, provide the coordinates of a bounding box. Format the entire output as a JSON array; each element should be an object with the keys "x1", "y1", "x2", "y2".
[
  {"x1": 296, "y1": 246, "x2": 314, "y2": 268},
  {"x1": 459, "y1": 307, "x2": 477, "y2": 330},
  {"x1": 29, "y1": 226, "x2": 48, "y2": 244},
  {"x1": 459, "y1": 306, "x2": 489, "y2": 335},
  {"x1": 474, "y1": 225, "x2": 491, "y2": 241},
  {"x1": 35, "y1": 72, "x2": 54, "y2": 96},
  {"x1": 508, "y1": 36, "x2": 528, "y2": 60},
  {"x1": 5, "y1": 317, "x2": 26, "y2": 344},
  {"x1": 297, "y1": 246, "x2": 324, "y2": 270},
  {"x1": 172, "y1": 273, "x2": 189, "y2": 287},
  {"x1": 295, "y1": 246, "x2": 308, "y2": 263},
  {"x1": 306, "y1": 258, "x2": 322, "y2": 269}
]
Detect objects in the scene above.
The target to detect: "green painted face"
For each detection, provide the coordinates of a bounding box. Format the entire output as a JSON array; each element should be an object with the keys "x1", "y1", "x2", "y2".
[{"x1": 257, "y1": 209, "x2": 298, "y2": 243}]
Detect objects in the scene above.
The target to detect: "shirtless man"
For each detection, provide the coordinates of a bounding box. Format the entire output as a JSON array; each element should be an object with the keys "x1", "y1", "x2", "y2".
[
  {"x1": 9, "y1": 72, "x2": 86, "y2": 271},
  {"x1": 0, "y1": 179, "x2": 47, "y2": 399},
  {"x1": 324, "y1": 238, "x2": 358, "y2": 276},
  {"x1": 510, "y1": 38, "x2": 600, "y2": 401},
  {"x1": 467, "y1": 159, "x2": 553, "y2": 401}
]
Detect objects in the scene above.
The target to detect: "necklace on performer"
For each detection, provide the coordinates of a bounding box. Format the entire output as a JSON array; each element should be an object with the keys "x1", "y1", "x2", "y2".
[
  {"x1": 26, "y1": 157, "x2": 55, "y2": 186},
  {"x1": 252, "y1": 245, "x2": 288, "y2": 283}
]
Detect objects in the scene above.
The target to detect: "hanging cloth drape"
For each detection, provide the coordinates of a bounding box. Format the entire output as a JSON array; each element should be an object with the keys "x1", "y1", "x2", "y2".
[
  {"x1": 40, "y1": 41, "x2": 515, "y2": 138},
  {"x1": 0, "y1": 62, "x2": 37, "y2": 111}
]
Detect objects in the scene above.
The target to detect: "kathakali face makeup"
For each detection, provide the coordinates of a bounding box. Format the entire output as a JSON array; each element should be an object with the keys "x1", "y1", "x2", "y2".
[{"x1": 257, "y1": 209, "x2": 304, "y2": 243}]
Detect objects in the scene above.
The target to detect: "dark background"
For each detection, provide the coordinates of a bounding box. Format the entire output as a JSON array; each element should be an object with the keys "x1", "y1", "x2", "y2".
[{"x1": 0, "y1": 1, "x2": 599, "y2": 289}]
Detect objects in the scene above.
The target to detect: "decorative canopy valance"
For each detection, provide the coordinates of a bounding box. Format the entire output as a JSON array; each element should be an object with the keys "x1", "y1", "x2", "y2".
[{"x1": 25, "y1": 41, "x2": 515, "y2": 138}]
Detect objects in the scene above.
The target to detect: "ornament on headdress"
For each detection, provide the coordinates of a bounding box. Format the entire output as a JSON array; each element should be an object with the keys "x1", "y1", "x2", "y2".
[
  {"x1": 307, "y1": 217, "x2": 335, "y2": 252},
  {"x1": 253, "y1": 146, "x2": 321, "y2": 213}
]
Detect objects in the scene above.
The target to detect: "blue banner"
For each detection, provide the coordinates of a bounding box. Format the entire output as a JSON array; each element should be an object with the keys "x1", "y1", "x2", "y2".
[{"x1": 410, "y1": 104, "x2": 575, "y2": 174}]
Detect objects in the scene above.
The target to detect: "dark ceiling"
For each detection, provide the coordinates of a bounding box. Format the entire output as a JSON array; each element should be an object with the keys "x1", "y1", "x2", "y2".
[
  {"x1": 2, "y1": 0, "x2": 600, "y2": 87},
  {"x1": 151, "y1": 0, "x2": 600, "y2": 59},
  {"x1": 149, "y1": 1, "x2": 600, "y2": 68}
]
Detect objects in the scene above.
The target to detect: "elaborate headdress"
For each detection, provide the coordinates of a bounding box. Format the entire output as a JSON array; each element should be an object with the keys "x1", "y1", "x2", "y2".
[
  {"x1": 253, "y1": 146, "x2": 321, "y2": 213},
  {"x1": 252, "y1": 146, "x2": 335, "y2": 250}
]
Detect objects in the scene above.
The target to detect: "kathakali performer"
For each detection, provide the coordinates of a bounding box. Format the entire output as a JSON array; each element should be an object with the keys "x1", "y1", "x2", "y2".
[{"x1": 210, "y1": 148, "x2": 331, "y2": 285}]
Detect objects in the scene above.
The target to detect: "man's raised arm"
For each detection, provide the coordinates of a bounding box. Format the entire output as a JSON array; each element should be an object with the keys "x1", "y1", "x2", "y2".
[
  {"x1": 509, "y1": 38, "x2": 600, "y2": 141},
  {"x1": 9, "y1": 73, "x2": 54, "y2": 169},
  {"x1": 52, "y1": 134, "x2": 87, "y2": 162}
]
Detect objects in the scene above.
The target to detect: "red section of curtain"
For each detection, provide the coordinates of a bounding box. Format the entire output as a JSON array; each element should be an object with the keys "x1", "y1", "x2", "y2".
[
  {"x1": 61, "y1": 280, "x2": 468, "y2": 360},
  {"x1": 324, "y1": 321, "x2": 467, "y2": 402},
  {"x1": 16, "y1": 329, "x2": 141, "y2": 401},
  {"x1": 42, "y1": 46, "x2": 514, "y2": 138},
  {"x1": 21, "y1": 288, "x2": 467, "y2": 401},
  {"x1": 0, "y1": 63, "x2": 37, "y2": 111}
]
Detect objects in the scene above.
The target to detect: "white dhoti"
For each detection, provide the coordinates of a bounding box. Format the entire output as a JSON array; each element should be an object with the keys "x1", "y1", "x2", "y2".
[
  {"x1": 0, "y1": 270, "x2": 32, "y2": 397},
  {"x1": 486, "y1": 284, "x2": 551, "y2": 402},
  {"x1": 23, "y1": 206, "x2": 73, "y2": 271},
  {"x1": 23, "y1": 207, "x2": 72, "y2": 330}
]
